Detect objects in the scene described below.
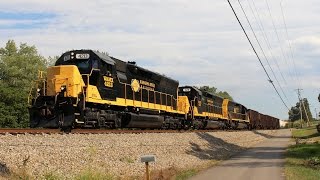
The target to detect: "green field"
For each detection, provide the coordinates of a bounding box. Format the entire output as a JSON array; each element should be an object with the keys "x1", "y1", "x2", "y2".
[
  {"x1": 292, "y1": 126, "x2": 320, "y2": 139},
  {"x1": 285, "y1": 126, "x2": 320, "y2": 180}
]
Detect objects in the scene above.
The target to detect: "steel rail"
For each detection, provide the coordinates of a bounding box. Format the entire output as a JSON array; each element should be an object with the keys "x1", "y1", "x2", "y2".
[{"x1": 0, "y1": 128, "x2": 245, "y2": 135}]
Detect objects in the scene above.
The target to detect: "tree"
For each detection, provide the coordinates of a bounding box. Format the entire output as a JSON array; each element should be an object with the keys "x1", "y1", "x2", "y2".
[
  {"x1": 0, "y1": 40, "x2": 47, "y2": 127},
  {"x1": 288, "y1": 98, "x2": 313, "y2": 123},
  {"x1": 199, "y1": 86, "x2": 234, "y2": 101},
  {"x1": 47, "y1": 55, "x2": 59, "y2": 66}
]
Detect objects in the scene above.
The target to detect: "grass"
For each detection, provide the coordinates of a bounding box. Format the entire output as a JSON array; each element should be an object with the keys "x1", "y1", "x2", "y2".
[
  {"x1": 292, "y1": 126, "x2": 320, "y2": 139},
  {"x1": 74, "y1": 169, "x2": 115, "y2": 180},
  {"x1": 43, "y1": 172, "x2": 60, "y2": 180},
  {"x1": 286, "y1": 126, "x2": 320, "y2": 180},
  {"x1": 149, "y1": 166, "x2": 198, "y2": 180},
  {"x1": 148, "y1": 160, "x2": 220, "y2": 180},
  {"x1": 175, "y1": 169, "x2": 198, "y2": 180},
  {"x1": 119, "y1": 156, "x2": 135, "y2": 164}
]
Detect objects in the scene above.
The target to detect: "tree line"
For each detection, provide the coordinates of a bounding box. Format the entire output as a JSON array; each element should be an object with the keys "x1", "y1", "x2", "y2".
[
  {"x1": 288, "y1": 98, "x2": 314, "y2": 125},
  {"x1": 0, "y1": 40, "x2": 49, "y2": 127},
  {"x1": 199, "y1": 86, "x2": 234, "y2": 101}
]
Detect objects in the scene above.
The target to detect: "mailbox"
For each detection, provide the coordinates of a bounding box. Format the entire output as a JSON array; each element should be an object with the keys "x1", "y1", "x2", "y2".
[
  {"x1": 141, "y1": 155, "x2": 156, "y2": 163},
  {"x1": 141, "y1": 155, "x2": 156, "y2": 180}
]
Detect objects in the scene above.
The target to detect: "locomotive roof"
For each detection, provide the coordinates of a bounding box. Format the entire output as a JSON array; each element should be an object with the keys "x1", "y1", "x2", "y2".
[
  {"x1": 110, "y1": 56, "x2": 179, "y2": 84},
  {"x1": 197, "y1": 87, "x2": 248, "y2": 108},
  {"x1": 92, "y1": 50, "x2": 115, "y2": 65},
  {"x1": 57, "y1": 50, "x2": 115, "y2": 65},
  {"x1": 179, "y1": 86, "x2": 203, "y2": 95},
  {"x1": 201, "y1": 90, "x2": 224, "y2": 100},
  {"x1": 58, "y1": 50, "x2": 178, "y2": 83}
]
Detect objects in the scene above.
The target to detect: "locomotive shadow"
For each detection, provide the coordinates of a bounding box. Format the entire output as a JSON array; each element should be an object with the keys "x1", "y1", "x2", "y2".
[{"x1": 186, "y1": 132, "x2": 243, "y2": 160}]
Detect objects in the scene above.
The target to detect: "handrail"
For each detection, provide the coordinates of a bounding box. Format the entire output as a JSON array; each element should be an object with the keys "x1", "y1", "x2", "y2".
[
  {"x1": 116, "y1": 76, "x2": 177, "y2": 109},
  {"x1": 28, "y1": 76, "x2": 47, "y2": 105}
]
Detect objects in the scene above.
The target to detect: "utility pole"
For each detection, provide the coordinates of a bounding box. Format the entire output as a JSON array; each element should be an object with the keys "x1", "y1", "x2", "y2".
[
  {"x1": 295, "y1": 89, "x2": 303, "y2": 128},
  {"x1": 301, "y1": 98, "x2": 310, "y2": 127}
]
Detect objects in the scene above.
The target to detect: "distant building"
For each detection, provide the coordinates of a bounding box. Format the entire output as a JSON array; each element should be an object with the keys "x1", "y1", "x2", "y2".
[{"x1": 280, "y1": 120, "x2": 289, "y2": 127}]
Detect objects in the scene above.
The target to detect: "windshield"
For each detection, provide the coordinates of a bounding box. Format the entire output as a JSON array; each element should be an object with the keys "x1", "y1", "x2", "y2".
[
  {"x1": 55, "y1": 59, "x2": 91, "y2": 74},
  {"x1": 75, "y1": 60, "x2": 90, "y2": 73}
]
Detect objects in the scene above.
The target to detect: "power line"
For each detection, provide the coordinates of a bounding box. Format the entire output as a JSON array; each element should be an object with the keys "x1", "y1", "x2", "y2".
[
  {"x1": 249, "y1": 0, "x2": 297, "y2": 106},
  {"x1": 227, "y1": 0, "x2": 290, "y2": 111},
  {"x1": 237, "y1": 0, "x2": 289, "y2": 102},
  {"x1": 265, "y1": 0, "x2": 295, "y2": 83},
  {"x1": 248, "y1": 0, "x2": 288, "y2": 86},
  {"x1": 279, "y1": 1, "x2": 302, "y2": 88}
]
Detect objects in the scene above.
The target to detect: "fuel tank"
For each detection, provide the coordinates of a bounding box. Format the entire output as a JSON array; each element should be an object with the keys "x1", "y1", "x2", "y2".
[{"x1": 122, "y1": 112, "x2": 164, "y2": 128}]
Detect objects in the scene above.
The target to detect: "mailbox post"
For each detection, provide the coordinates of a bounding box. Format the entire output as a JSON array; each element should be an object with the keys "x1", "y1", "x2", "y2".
[{"x1": 141, "y1": 155, "x2": 156, "y2": 180}]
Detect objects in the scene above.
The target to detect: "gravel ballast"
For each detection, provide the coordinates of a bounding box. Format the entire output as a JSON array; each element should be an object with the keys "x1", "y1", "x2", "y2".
[{"x1": 0, "y1": 130, "x2": 277, "y2": 179}]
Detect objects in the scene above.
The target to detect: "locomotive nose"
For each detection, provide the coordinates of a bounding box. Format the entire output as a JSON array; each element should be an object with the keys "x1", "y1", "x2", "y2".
[{"x1": 46, "y1": 65, "x2": 85, "y2": 97}]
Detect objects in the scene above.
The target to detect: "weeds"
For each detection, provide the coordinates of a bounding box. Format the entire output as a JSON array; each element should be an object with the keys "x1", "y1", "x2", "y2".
[
  {"x1": 9, "y1": 155, "x2": 33, "y2": 179},
  {"x1": 75, "y1": 168, "x2": 115, "y2": 180},
  {"x1": 305, "y1": 157, "x2": 320, "y2": 169},
  {"x1": 43, "y1": 171, "x2": 60, "y2": 180},
  {"x1": 286, "y1": 126, "x2": 320, "y2": 179},
  {"x1": 0, "y1": 161, "x2": 10, "y2": 177},
  {"x1": 175, "y1": 169, "x2": 197, "y2": 180},
  {"x1": 119, "y1": 156, "x2": 135, "y2": 164}
]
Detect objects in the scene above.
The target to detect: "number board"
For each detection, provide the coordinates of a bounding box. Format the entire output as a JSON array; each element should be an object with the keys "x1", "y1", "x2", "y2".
[
  {"x1": 76, "y1": 53, "x2": 90, "y2": 59},
  {"x1": 183, "y1": 88, "x2": 191, "y2": 92},
  {"x1": 63, "y1": 55, "x2": 71, "y2": 61}
]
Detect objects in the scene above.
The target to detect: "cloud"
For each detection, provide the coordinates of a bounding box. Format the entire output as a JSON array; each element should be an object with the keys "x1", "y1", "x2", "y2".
[{"x1": 0, "y1": 0, "x2": 319, "y2": 119}]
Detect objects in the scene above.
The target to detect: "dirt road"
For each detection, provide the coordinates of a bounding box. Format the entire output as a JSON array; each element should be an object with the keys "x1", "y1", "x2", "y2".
[{"x1": 189, "y1": 129, "x2": 291, "y2": 180}]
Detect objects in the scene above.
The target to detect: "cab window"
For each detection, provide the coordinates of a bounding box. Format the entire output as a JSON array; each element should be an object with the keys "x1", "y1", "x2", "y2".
[{"x1": 76, "y1": 60, "x2": 91, "y2": 73}]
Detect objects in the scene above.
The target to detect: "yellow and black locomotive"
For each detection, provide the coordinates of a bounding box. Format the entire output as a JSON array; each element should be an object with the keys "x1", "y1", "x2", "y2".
[{"x1": 28, "y1": 49, "x2": 279, "y2": 130}]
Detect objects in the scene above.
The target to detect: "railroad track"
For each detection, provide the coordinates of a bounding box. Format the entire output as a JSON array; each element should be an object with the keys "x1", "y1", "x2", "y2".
[{"x1": 0, "y1": 128, "x2": 234, "y2": 135}]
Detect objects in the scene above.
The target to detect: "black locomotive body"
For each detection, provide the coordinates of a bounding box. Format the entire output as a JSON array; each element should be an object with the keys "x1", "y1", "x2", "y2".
[
  {"x1": 29, "y1": 50, "x2": 185, "y2": 130},
  {"x1": 29, "y1": 49, "x2": 280, "y2": 130}
]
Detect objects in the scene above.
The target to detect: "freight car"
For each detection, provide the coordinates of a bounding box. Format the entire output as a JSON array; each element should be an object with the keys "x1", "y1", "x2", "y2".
[
  {"x1": 247, "y1": 110, "x2": 279, "y2": 129},
  {"x1": 247, "y1": 109, "x2": 260, "y2": 129},
  {"x1": 28, "y1": 49, "x2": 280, "y2": 131}
]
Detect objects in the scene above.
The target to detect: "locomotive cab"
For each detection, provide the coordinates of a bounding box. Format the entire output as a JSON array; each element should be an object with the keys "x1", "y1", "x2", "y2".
[
  {"x1": 178, "y1": 86, "x2": 202, "y2": 106},
  {"x1": 54, "y1": 50, "x2": 117, "y2": 100},
  {"x1": 178, "y1": 86, "x2": 202, "y2": 117}
]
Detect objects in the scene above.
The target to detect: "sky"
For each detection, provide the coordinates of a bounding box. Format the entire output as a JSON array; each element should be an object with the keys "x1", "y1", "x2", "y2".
[{"x1": 0, "y1": 0, "x2": 319, "y2": 120}]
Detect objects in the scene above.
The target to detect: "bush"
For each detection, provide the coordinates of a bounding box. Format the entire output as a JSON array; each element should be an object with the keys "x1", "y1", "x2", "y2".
[
  {"x1": 305, "y1": 157, "x2": 320, "y2": 169},
  {"x1": 286, "y1": 121, "x2": 306, "y2": 129}
]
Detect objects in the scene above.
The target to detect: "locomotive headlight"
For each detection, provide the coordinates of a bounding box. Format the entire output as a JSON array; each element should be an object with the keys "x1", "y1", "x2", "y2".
[{"x1": 37, "y1": 88, "x2": 41, "y2": 92}]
